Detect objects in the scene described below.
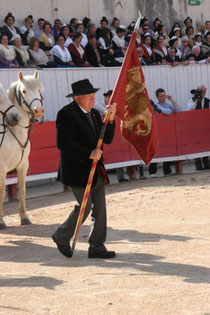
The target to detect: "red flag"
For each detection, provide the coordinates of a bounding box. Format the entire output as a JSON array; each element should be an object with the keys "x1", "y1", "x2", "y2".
[{"x1": 109, "y1": 32, "x2": 158, "y2": 164}]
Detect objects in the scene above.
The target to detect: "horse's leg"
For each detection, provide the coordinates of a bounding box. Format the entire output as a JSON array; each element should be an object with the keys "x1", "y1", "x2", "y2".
[
  {"x1": 17, "y1": 160, "x2": 31, "y2": 225},
  {"x1": 0, "y1": 172, "x2": 7, "y2": 229}
]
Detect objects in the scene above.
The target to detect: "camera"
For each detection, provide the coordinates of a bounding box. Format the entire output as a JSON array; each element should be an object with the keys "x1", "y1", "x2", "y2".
[
  {"x1": 190, "y1": 88, "x2": 203, "y2": 101},
  {"x1": 150, "y1": 99, "x2": 162, "y2": 114}
]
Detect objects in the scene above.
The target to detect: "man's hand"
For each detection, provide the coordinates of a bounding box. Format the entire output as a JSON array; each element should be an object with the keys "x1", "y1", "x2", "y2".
[
  {"x1": 166, "y1": 95, "x2": 173, "y2": 102},
  {"x1": 106, "y1": 103, "x2": 116, "y2": 122},
  {"x1": 89, "y1": 149, "x2": 102, "y2": 160}
]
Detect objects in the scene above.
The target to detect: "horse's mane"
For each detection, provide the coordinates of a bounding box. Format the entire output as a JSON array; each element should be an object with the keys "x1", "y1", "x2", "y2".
[{"x1": 8, "y1": 75, "x2": 44, "y2": 104}]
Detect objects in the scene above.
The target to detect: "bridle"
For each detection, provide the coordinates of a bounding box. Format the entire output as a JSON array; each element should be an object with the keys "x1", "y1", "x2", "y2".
[{"x1": 0, "y1": 86, "x2": 44, "y2": 173}]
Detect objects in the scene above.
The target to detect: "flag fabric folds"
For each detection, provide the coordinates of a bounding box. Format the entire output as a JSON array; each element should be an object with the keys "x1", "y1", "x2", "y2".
[{"x1": 109, "y1": 32, "x2": 158, "y2": 164}]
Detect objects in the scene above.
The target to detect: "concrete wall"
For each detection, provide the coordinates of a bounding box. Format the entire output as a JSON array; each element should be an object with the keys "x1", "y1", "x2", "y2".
[{"x1": 0, "y1": 0, "x2": 209, "y2": 30}]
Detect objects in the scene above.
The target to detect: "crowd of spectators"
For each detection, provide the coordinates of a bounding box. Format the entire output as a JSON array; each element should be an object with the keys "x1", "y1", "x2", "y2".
[{"x1": 0, "y1": 12, "x2": 209, "y2": 68}]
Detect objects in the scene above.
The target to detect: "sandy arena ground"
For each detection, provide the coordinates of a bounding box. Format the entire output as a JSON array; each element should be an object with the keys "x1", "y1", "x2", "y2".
[{"x1": 0, "y1": 170, "x2": 210, "y2": 315}]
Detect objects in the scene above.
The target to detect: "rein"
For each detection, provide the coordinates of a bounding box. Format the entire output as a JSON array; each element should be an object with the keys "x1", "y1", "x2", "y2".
[{"x1": 0, "y1": 104, "x2": 15, "y2": 149}]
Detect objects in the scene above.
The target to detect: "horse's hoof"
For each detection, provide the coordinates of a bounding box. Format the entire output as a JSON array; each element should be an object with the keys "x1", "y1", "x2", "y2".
[
  {"x1": 0, "y1": 223, "x2": 7, "y2": 229},
  {"x1": 21, "y1": 218, "x2": 32, "y2": 225}
]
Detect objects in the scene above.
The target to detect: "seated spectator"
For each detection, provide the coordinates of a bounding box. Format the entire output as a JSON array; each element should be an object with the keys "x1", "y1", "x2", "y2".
[
  {"x1": 194, "y1": 34, "x2": 203, "y2": 47},
  {"x1": 201, "y1": 32, "x2": 210, "y2": 56},
  {"x1": 186, "y1": 26, "x2": 195, "y2": 48},
  {"x1": 96, "y1": 16, "x2": 111, "y2": 39},
  {"x1": 169, "y1": 22, "x2": 181, "y2": 38},
  {"x1": 111, "y1": 17, "x2": 120, "y2": 37},
  {"x1": 154, "y1": 35, "x2": 168, "y2": 63},
  {"x1": 1, "y1": 12, "x2": 20, "y2": 45},
  {"x1": 68, "y1": 33, "x2": 91, "y2": 67},
  {"x1": 69, "y1": 18, "x2": 78, "y2": 35},
  {"x1": 0, "y1": 34, "x2": 19, "y2": 68},
  {"x1": 126, "y1": 22, "x2": 141, "y2": 46},
  {"x1": 197, "y1": 24, "x2": 206, "y2": 38},
  {"x1": 85, "y1": 35, "x2": 103, "y2": 67},
  {"x1": 157, "y1": 24, "x2": 170, "y2": 46},
  {"x1": 141, "y1": 34, "x2": 154, "y2": 64},
  {"x1": 19, "y1": 16, "x2": 35, "y2": 45},
  {"x1": 112, "y1": 26, "x2": 127, "y2": 57},
  {"x1": 182, "y1": 16, "x2": 193, "y2": 34},
  {"x1": 75, "y1": 23, "x2": 88, "y2": 47},
  {"x1": 192, "y1": 45, "x2": 206, "y2": 61},
  {"x1": 204, "y1": 21, "x2": 210, "y2": 35},
  {"x1": 161, "y1": 56, "x2": 169, "y2": 65},
  {"x1": 172, "y1": 27, "x2": 182, "y2": 47},
  {"x1": 184, "y1": 53, "x2": 197, "y2": 64},
  {"x1": 51, "y1": 19, "x2": 62, "y2": 40},
  {"x1": 13, "y1": 35, "x2": 35, "y2": 67},
  {"x1": 179, "y1": 36, "x2": 191, "y2": 60},
  {"x1": 28, "y1": 37, "x2": 56, "y2": 67},
  {"x1": 51, "y1": 34, "x2": 75, "y2": 67},
  {"x1": 83, "y1": 17, "x2": 92, "y2": 34},
  {"x1": 153, "y1": 18, "x2": 162, "y2": 36},
  {"x1": 39, "y1": 22, "x2": 55, "y2": 60},
  {"x1": 165, "y1": 47, "x2": 180, "y2": 65},
  {"x1": 87, "y1": 24, "x2": 97, "y2": 39},
  {"x1": 169, "y1": 36, "x2": 182, "y2": 60},
  {"x1": 149, "y1": 88, "x2": 179, "y2": 177},
  {"x1": 98, "y1": 28, "x2": 120, "y2": 66},
  {"x1": 141, "y1": 25, "x2": 155, "y2": 46},
  {"x1": 136, "y1": 46, "x2": 148, "y2": 65},
  {"x1": 35, "y1": 18, "x2": 45, "y2": 38},
  {"x1": 60, "y1": 25, "x2": 73, "y2": 47}
]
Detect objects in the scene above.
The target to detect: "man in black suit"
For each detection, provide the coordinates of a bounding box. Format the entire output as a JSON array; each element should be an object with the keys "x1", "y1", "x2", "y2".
[
  {"x1": 52, "y1": 79, "x2": 116, "y2": 259},
  {"x1": 187, "y1": 85, "x2": 210, "y2": 170}
]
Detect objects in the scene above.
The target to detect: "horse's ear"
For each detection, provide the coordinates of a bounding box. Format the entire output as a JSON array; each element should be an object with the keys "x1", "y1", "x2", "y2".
[
  {"x1": 34, "y1": 71, "x2": 39, "y2": 79},
  {"x1": 19, "y1": 72, "x2": 23, "y2": 82}
]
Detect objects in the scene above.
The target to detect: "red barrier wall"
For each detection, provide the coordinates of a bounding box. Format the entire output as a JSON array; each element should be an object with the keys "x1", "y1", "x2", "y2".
[{"x1": 6, "y1": 109, "x2": 210, "y2": 177}]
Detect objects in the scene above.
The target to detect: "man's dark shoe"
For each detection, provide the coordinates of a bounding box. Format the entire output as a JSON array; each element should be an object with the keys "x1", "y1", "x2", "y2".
[
  {"x1": 119, "y1": 178, "x2": 128, "y2": 182},
  {"x1": 52, "y1": 234, "x2": 73, "y2": 258},
  {"x1": 196, "y1": 166, "x2": 205, "y2": 170},
  {"x1": 204, "y1": 165, "x2": 210, "y2": 169},
  {"x1": 88, "y1": 247, "x2": 116, "y2": 259}
]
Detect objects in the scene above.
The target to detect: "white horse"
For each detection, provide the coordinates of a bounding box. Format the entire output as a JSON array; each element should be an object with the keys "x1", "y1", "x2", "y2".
[{"x1": 0, "y1": 71, "x2": 44, "y2": 229}]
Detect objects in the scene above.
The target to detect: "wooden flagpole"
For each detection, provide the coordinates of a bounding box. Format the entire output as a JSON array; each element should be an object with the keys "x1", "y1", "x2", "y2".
[{"x1": 71, "y1": 11, "x2": 143, "y2": 252}]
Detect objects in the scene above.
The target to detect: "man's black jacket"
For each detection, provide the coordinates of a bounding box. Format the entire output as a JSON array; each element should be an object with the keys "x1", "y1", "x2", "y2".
[{"x1": 56, "y1": 101, "x2": 115, "y2": 187}]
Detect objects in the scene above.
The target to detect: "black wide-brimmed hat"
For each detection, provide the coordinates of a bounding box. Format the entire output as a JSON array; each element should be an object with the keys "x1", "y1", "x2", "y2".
[
  {"x1": 66, "y1": 79, "x2": 100, "y2": 97},
  {"x1": 103, "y1": 89, "x2": 113, "y2": 97}
]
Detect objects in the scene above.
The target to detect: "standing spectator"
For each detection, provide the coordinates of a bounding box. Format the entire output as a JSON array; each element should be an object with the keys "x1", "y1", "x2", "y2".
[
  {"x1": 28, "y1": 37, "x2": 56, "y2": 67},
  {"x1": 61, "y1": 25, "x2": 73, "y2": 48},
  {"x1": 39, "y1": 22, "x2": 55, "y2": 60},
  {"x1": 0, "y1": 34, "x2": 19, "y2": 68},
  {"x1": 85, "y1": 35, "x2": 103, "y2": 67},
  {"x1": 149, "y1": 88, "x2": 179, "y2": 177},
  {"x1": 75, "y1": 23, "x2": 88, "y2": 47},
  {"x1": 2, "y1": 12, "x2": 20, "y2": 45},
  {"x1": 111, "y1": 17, "x2": 120, "y2": 37},
  {"x1": 112, "y1": 27, "x2": 127, "y2": 57},
  {"x1": 187, "y1": 85, "x2": 210, "y2": 170},
  {"x1": 68, "y1": 33, "x2": 91, "y2": 67},
  {"x1": 157, "y1": 25, "x2": 170, "y2": 46},
  {"x1": 197, "y1": 24, "x2": 206, "y2": 38},
  {"x1": 153, "y1": 18, "x2": 162, "y2": 35},
  {"x1": 19, "y1": 16, "x2": 35, "y2": 45},
  {"x1": 179, "y1": 36, "x2": 191, "y2": 60},
  {"x1": 169, "y1": 22, "x2": 181, "y2": 38},
  {"x1": 154, "y1": 35, "x2": 168, "y2": 63},
  {"x1": 141, "y1": 35, "x2": 154, "y2": 64},
  {"x1": 87, "y1": 24, "x2": 97, "y2": 39},
  {"x1": 201, "y1": 32, "x2": 210, "y2": 56},
  {"x1": 69, "y1": 18, "x2": 78, "y2": 35},
  {"x1": 173, "y1": 28, "x2": 182, "y2": 47},
  {"x1": 141, "y1": 25, "x2": 155, "y2": 43},
  {"x1": 35, "y1": 18, "x2": 45, "y2": 38},
  {"x1": 186, "y1": 26, "x2": 195, "y2": 48},
  {"x1": 13, "y1": 35, "x2": 34, "y2": 67},
  {"x1": 182, "y1": 16, "x2": 193, "y2": 35},
  {"x1": 51, "y1": 19, "x2": 62, "y2": 40},
  {"x1": 51, "y1": 34, "x2": 75, "y2": 67}
]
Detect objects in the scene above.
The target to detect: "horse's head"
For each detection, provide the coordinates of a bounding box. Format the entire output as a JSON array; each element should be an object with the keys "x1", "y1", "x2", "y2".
[
  {"x1": 8, "y1": 71, "x2": 45, "y2": 120},
  {"x1": 0, "y1": 83, "x2": 21, "y2": 126}
]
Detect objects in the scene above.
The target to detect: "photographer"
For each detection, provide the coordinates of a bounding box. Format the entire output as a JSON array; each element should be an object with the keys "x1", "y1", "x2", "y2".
[
  {"x1": 149, "y1": 89, "x2": 179, "y2": 177},
  {"x1": 187, "y1": 85, "x2": 210, "y2": 170}
]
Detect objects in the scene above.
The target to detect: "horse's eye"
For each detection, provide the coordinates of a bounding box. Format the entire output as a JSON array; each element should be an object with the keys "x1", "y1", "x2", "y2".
[{"x1": 22, "y1": 90, "x2": 26, "y2": 94}]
